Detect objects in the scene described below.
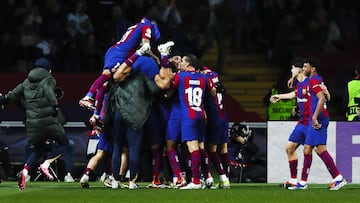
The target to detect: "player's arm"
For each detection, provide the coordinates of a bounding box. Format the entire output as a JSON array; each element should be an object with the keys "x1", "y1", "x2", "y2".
[
  {"x1": 154, "y1": 67, "x2": 174, "y2": 90},
  {"x1": 269, "y1": 91, "x2": 296, "y2": 103},
  {"x1": 287, "y1": 65, "x2": 301, "y2": 88},
  {"x1": 206, "y1": 78, "x2": 217, "y2": 97},
  {"x1": 232, "y1": 136, "x2": 246, "y2": 144},
  {"x1": 321, "y1": 83, "x2": 331, "y2": 101},
  {"x1": 312, "y1": 91, "x2": 325, "y2": 129},
  {"x1": 113, "y1": 63, "x2": 132, "y2": 82},
  {"x1": 287, "y1": 76, "x2": 295, "y2": 89},
  {"x1": 164, "y1": 73, "x2": 179, "y2": 98},
  {"x1": 141, "y1": 27, "x2": 160, "y2": 64},
  {"x1": 154, "y1": 74, "x2": 171, "y2": 90},
  {"x1": 311, "y1": 79, "x2": 325, "y2": 129}
]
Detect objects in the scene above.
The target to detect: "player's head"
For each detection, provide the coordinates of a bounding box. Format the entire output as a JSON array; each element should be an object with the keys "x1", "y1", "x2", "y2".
[
  {"x1": 169, "y1": 53, "x2": 183, "y2": 72},
  {"x1": 304, "y1": 57, "x2": 320, "y2": 69},
  {"x1": 182, "y1": 54, "x2": 203, "y2": 71},
  {"x1": 303, "y1": 57, "x2": 320, "y2": 76},
  {"x1": 291, "y1": 58, "x2": 305, "y2": 69},
  {"x1": 290, "y1": 58, "x2": 304, "y2": 78}
]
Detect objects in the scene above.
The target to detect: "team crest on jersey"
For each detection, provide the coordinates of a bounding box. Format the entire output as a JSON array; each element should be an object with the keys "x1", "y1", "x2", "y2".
[
  {"x1": 145, "y1": 28, "x2": 152, "y2": 38},
  {"x1": 302, "y1": 88, "x2": 307, "y2": 95}
]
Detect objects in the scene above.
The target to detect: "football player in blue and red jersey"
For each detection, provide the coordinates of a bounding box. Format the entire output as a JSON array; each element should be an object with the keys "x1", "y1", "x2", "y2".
[
  {"x1": 202, "y1": 66, "x2": 231, "y2": 189},
  {"x1": 79, "y1": 17, "x2": 161, "y2": 120},
  {"x1": 289, "y1": 58, "x2": 347, "y2": 190},
  {"x1": 270, "y1": 58, "x2": 309, "y2": 188},
  {"x1": 163, "y1": 55, "x2": 189, "y2": 188},
  {"x1": 171, "y1": 54, "x2": 211, "y2": 189}
]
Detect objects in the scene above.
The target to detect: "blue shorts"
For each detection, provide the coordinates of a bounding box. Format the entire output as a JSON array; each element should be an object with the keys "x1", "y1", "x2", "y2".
[
  {"x1": 166, "y1": 118, "x2": 181, "y2": 142},
  {"x1": 305, "y1": 118, "x2": 329, "y2": 146},
  {"x1": 97, "y1": 132, "x2": 112, "y2": 152},
  {"x1": 206, "y1": 119, "x2": 229, "y2": 145},
  {"x1": 158, "y1": 100, "x2": 170, "y2": 130},
  {"x1": 181, "y1": 119, "x2": 206, "y2": 143},
  {"x1": 103, "y1": 47, "x2": 127, "y2": 70},
  {"x1": 288, "y1": 123, "x2": 308, "y2": 145},
  {"x1": 143, "y1": 104, "x2": 164, "y2": 146}
]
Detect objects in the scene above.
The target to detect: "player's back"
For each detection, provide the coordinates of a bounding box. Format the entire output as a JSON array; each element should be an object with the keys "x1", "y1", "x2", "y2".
[
  {"x1": 112, "y1": 18, "x2": 153, "y2": 57},
  {"x1": 204, "y1": 70, "x2": 227, "y2": 120},
  {"x1": 175, "y1": 71, "x2": 208, "y2": 120}
]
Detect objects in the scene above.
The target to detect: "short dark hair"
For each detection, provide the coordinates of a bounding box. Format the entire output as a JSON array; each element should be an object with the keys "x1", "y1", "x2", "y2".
[
  {"x1": 184, "y1": 54, "x2": 203, "y2": 70},
  {"x1": 291, "y1": 58, "x2": 305, "y2": 68},
  {"x1": 305, "y1": 57, "x2": 321, "y2": 70}
]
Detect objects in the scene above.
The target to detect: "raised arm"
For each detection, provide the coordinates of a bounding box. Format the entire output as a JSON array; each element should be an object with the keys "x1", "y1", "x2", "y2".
[{"x1": 270, "y1": 91, "x2": 296, "y2": 103}]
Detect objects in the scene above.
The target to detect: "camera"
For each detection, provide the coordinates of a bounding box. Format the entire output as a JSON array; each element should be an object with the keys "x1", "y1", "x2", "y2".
[
  {"x1": 54, "y1": 87, "x2": 64, "y2": 100},
  {"x1": 229, "y1": 122, "x2": 252, "y2": 142}
]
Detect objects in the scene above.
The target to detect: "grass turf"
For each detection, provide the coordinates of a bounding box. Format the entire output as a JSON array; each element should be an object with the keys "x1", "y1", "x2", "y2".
[{"x1": 1, "y1": 181, "x2": 360, "y2": 203}]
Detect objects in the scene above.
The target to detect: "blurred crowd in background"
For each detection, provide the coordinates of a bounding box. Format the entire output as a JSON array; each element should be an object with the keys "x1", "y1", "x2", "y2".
[{"x1": 0, "y1": 0, "x2": 359, "y2": 74}]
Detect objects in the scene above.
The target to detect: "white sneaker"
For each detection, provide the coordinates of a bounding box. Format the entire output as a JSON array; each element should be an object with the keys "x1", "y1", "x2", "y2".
[
  {"x1": 158, "y1": 41, "x2": 175, "y2": 55},
  {"x1": 219, "y1": 178, "x2": 230, "y2": 189},
  {"x1": 288, "y1": 183, "x2": 308, "y2": 190},
  {"x1": 89, "y1": 114, "x2": 100, "y2": 126},
  {"x1": 137, "y1": 43, "x2": 151, "y2": 55},
  {"x1": 329, "y1": 179, "x2": 347, "y2": 191},
  {"x1": 99, "y1": 172, "x2": 109, "y2": 182},
  {"x1": 180, "y1": 182, "x2": 202, "y2": 190},
  {"x1": 129, "y1": 181, "x2": 139, "y2": 189},
  {"x1": 103, "y1": 175, "x2": 113, "y2": 188},
  {"x1": 79, "y1": 96, "x2": 95, "y2": 111},
  {"x1": 205, "y1": 177, "x2": 214, "y2": 189},
  {"x1": 112, "y1": 180, "x2": 121, "y2": 189},
  {"x1": 174, "y1": 178, "x2": 187, "y2": 188},
  {"x1": 64, "y1": 173, "x2": 75, "y2": 183},
  {"x1": 80, "y1": 174, "x2": 89, "y2": 188}
]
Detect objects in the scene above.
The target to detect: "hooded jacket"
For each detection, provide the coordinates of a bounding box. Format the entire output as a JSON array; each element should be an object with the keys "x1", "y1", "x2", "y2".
[
  {"x1": 106, "y1": 73, "x2": 160, "y2": 130},
  {"x1": 7, "y1": 67, "x2": 65, "y2": 145}
]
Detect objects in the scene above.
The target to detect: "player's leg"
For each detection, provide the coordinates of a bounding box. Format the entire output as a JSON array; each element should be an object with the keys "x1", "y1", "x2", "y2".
[
  {"x1": 18, "y1": 144, "x2": 45, "y2": 190},
  {"x1": 110, "y1": 112, "x2": 126, "y2": 189},
  {"x1": 79, "y1": 69, "x2": 111, "y2": 110},
  {"x1": 199, "y1": 141, "x2": 214, "y2": 189},
  {"x1": 283, "y1": 141, "x2": 299, "y2": 187},
  {"x1": 126, "y1": 126, "x2": 144, "y2": 189},
  {"x1": 288, "y1": 144, "x2": 312, "y2": 190},
  {"x1": 316, "y1": 144, "x2": 347, "y2": 190},
  {"x1": 180, "y1": 140, "x2": 202, "y2": 189},
  {"x1": 165, "y1": 118, "x2": 186, "y2": 187},
  {"x1": 63, "y1": 138, "x2": 75, "y2": 182}
]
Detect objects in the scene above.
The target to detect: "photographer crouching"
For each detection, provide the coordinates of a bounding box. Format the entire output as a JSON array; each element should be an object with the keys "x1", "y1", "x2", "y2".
[{"x1": 228, "y1": 122, "x2": 266, "y2": 183}]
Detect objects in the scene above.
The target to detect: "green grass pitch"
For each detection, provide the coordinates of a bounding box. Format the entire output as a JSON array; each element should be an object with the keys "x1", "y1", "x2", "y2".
[{"x1": 1, "y1": 181, "x2": 360, "y2": 203}]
